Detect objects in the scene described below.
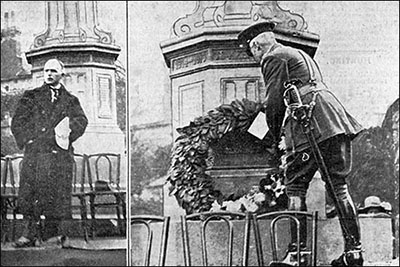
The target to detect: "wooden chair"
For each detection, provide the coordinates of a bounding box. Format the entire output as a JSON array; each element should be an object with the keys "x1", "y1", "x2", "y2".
[
  {"x1": 252, "y1": 211, "x2": 318, "y2": 266},
  {"x1": 130, "y1": 215, "x2": 170, "y2": 266},
  {"x1": 1, "y1": 154, "x2": 23, "y2": 243},
  {"x1": 71, "y1": 153, "x2": 90, "y2": 241},
  {"x1": 1, "y1": 156, "x2": 9, "y2": 244},
  {"x1": 85, "y1": 153, "x2": 126, "y2": 238},
  {"x1": 181, "y1": 211, "x2": 251, "y2": 266}
]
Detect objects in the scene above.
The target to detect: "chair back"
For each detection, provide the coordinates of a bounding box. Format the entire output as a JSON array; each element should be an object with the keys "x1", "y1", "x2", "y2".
[
  {"x1": 181, "y1": 211, "x2": 251, "y2": 266},
  {"x1": 85, "y1": 153, "x2": 121, "y2": 191},
  {"x1": 1, "y1": 156, "x2": 8, "y2": 196},
  {"x1": 1, "y1": 154, "x2": 23, "y2": 196},
  {"x1": 252, "y1": 211, "x2": 318, "y2": 266},
  {"x1": 72, "y1": 153, "x2": 87, "y2": 194},
  {"x1": 131, "y1": 215, "x2": 170, "y2": 266}
]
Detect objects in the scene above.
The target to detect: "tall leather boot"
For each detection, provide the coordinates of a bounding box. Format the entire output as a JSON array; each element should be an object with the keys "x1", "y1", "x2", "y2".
[
  {"x1": 330, "y1": 185, "x2": 363, "y2": 266},
  {"x1": 281, "y1": 196, "x2": 309, "y2": 266}
]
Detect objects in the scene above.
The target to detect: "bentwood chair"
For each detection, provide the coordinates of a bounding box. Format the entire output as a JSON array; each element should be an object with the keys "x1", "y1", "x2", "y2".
[
  {"x1": 71, "y1": 153, "x2": 90, "y2": 241},
  {"x1": 1, "y1": 156, "x2": 9, "y2": 243},
  {"x1": 85, "y1": 153, "x2": 126, "y2": 238},
  {"x1": 252, "y1": 211, "x2": 318, "y2": 266},
  {"x1": 1, "y1": 154, "x2": 23, "y2": 243},
  {"x1": 130, "y1": 215, "x2": 171, "y2": 266},
  {"x1": 181, "y1": 211, "x2": 251, "y2": 266}
]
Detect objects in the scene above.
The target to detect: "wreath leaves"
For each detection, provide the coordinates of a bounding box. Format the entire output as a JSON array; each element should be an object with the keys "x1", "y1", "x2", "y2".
[{"x1": 167, "y1": 98, "x2": 263, "y2": 214}]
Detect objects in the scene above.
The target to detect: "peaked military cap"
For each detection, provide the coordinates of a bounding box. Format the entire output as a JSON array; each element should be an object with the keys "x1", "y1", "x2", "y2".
[{"x1": 238, "y1": 21, "x2": 277, "y2": 56}]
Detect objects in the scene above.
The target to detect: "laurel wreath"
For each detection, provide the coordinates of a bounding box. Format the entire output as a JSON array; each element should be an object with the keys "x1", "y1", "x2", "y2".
[{"x1": 167, "y1": 98, "x2": 264, "y2": 214}]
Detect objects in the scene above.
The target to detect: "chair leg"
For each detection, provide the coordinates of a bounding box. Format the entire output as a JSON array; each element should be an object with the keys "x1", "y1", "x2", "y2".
[
  {"x1": 1, "y1": 224, "x2": 7, "y2": 244},
  {"x1": 79, "y1": 196, "x2": 89, "y2": 242},
  {"x1": 114, "y1": 195, "x2": 121, "y2": 236},
  {"x1": 89, "y1": 195, "x2": 96, "y2": 238},
  {"x1": 12, "y1": 208, "x2": 17, "y2": 242},
  {"x1": 116, "y1": 207, "x2": 122, "y2": 236},
  {"x1": 11, "y1": 199, "x2": 18, "y2": 242},
  {"x1": 1, "y1": 199, "x2": 8, "y2": 244},
  {"x1": 121, "y1": 197, "x2": 127, "y2": 235}
]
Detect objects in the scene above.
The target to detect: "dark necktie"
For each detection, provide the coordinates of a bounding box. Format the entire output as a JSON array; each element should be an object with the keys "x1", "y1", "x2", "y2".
[{"x1": 50, "y1": 87, "x2": 59, "y2": 102}]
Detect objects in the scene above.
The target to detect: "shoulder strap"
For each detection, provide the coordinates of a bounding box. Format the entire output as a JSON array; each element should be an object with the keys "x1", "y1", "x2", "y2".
[
  {"x1": 298, "y1": 50, "x2": 323, "y2": 84},
  {"x1": 298, "y1": 50, "x2": 315, "y2": 83}
]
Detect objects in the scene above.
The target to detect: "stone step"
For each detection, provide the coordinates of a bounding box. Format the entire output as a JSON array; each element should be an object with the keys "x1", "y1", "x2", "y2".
[
  {"x1": 1, "y1": 238, "x2": 127, "y2": 266},
  {"x1": 2, "y1": 218, "x2": 126, "y2": 241}
]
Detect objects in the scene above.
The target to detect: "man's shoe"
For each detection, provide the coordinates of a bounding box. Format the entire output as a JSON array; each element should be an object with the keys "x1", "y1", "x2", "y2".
[
  {"x1": 12, "y1": 236, "x2": 36, "y2": 248},
  {"x1": 59, "y1": 235, "x2": 71, "y2": 248},
  {"x1": 331, "y1": 250, "x2": 363, "y2": 266},
  {"x1": 43, "y1": 235, "x2": 70, "y2": 248}
]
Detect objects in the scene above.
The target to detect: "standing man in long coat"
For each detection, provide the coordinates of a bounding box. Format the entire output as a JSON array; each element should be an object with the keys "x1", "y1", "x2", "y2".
[
  {"x1": 238, "y1": 22, "x2": 364, "y2": 266},
  {"x1": 11, "y1": 58, "x2": 88, "y2": 247}
]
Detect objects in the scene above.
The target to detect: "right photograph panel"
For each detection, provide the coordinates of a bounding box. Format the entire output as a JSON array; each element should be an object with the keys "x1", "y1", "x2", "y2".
[{"x1": 128, "y1": 2, "x2": 399, "y2": 266}]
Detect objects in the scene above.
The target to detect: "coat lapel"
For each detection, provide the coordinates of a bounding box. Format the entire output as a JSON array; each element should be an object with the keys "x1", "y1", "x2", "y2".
[
  {"x1": 35, "y1": 84, "x2": 53, "y2": 116},
  {"x1": 35, "y1": 83, "x2": 69, "y2": 128},
  {"x1": 49, "y1": 84, "x2": 70, "y2": 128}
]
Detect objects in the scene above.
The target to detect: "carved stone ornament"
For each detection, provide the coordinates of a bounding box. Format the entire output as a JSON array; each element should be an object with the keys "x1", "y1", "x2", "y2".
[
  {"x1": 172, "y1": 1, "x2": 307, "y2": 37},
  {"x1": 33, "y1": 28, "x2": 50, "y2": 48},
  {"x1": 93, "y1": 25, "x2": 112, "y2": 44},
  {"x1": 32, "y1": 1, "x2": 114, "y2": 48}
]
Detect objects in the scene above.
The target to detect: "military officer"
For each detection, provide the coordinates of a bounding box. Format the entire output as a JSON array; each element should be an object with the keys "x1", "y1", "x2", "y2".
[
  {"x1": 11, "y1": 59, "x2": 88, "y2": 247},
  {"x1": 238, "y1": 22, "x2": 364, "y2": 266}
]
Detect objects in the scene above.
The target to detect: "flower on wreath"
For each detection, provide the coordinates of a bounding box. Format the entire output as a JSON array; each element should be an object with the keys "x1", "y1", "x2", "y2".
[
  {"x1": 208, "y1": 171, "x2": 287, "y2": 213},
  {"x1": 209, "y1": 186, "x2": 266, "y2": 213},
  {"x1": 259, "y1": 171, "x2": 286, "y2": 209},
  {"x1": 278, "y1": 135, "x2": 288, "y2": 171}
]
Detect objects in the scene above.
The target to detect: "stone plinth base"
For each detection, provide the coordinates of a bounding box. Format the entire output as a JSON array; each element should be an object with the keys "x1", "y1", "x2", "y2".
[
  {"x1": 2, "y1": 218, "x2": 124, "y2": 242},
  {"x1": 1, "y1": 244, "x2": 126, "y2": 266},
  {"x1": 131, "y1": 216, "x2": 395, "y2": 266}
]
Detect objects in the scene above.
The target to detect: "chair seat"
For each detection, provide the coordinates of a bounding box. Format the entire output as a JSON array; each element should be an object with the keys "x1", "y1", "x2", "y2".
[
  {"x1": 81, "y1": 153, "x2": 126, "y2": 239},
  {"x1": 92, "y1": 202, "x2": 123, "y2": 207},
  {"x1": 87, "y1": 190, "x2": 126, "y2": 196}
]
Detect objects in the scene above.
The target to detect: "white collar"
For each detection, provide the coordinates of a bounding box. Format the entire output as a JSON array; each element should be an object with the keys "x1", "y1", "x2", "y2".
[{"x1": 49, "y1": 83, "x2": 62, "y2": 89}]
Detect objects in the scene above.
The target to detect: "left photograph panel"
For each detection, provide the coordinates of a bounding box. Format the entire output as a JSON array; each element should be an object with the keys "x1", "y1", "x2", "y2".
[{"x1": 1, "y1": 1, "x2": 128, "y2": 266}]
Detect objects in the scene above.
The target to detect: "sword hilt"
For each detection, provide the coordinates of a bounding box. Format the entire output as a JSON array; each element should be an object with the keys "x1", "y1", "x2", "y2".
[{"x1": 283, "y1": 79, "x2": 303, "y2": 107}]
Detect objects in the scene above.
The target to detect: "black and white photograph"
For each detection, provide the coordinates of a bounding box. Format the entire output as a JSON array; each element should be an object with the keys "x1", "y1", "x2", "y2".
[
  {"x1": 1, "y1": 1, "x2": 127, "y2": 265},
  {"x1": 1, "y1": 1, "x2": 399, "y2": 266}
]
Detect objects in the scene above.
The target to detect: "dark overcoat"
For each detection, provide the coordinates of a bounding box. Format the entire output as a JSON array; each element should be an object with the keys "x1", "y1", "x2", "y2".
[
  {"x1": 261, "y1": 43, "x2": 364, "y2": 154},
  {"x1": 11, "y1": 83, "x2": 88, "y2": 218}
]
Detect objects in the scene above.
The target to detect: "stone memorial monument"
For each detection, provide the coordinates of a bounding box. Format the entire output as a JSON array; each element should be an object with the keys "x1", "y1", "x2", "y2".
[
  {"x1": 160, "y1": 1, "x2": 324, "y2": 217},
  {"x1": 156, "y1": 3, "x2": 395, "y2": 265}
]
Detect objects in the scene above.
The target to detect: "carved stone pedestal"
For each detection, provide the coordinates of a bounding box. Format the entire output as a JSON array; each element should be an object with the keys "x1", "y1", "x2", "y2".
[{"x1": 161, "y1": 1, "x2": 320, "y2": 217}]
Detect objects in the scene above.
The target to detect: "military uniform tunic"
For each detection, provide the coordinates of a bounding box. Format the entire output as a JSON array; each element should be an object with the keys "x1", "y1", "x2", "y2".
[{"x1": 261, "y1": 43, "x2": 364, "y2": 154}]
